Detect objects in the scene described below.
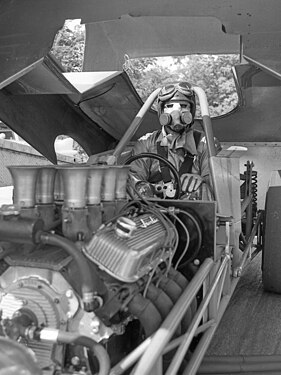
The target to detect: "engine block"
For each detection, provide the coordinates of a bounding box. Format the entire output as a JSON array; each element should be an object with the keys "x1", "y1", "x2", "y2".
[
  {"x1": 0, "y1": 265, "x2": 74, "y2": 368},
  {"x1": 0, "y1": 256, "x2": 113, "y2": 369},
  {"x1": 0, "y1": 164, "x2": 212, "y2": 374},
  {"x1": 83, "y1": 213, "x2": 174, "y2": 282}
]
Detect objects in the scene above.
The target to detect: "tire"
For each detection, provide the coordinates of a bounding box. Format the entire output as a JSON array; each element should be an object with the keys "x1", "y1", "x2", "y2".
[{"x1": 262, "y1": 186, "x2": 281, "y2": 293}]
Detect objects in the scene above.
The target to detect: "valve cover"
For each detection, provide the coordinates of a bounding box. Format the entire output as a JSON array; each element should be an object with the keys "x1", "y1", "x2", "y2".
[{"x1": 83, "y1": 213, "x2": 170, "y2": 282}]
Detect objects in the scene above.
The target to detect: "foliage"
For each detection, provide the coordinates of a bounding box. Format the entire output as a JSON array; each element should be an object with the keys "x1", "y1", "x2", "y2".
[
  {"x1": 50, "y1": 21, "x2": 87, "y2": 160},
  {"x1": 51, "y1": 21, "x2": 239, "y2": 117},
  {"x1": 48, "y1": 22, "x2": 241, "y2": 164},
  {"x1": 50, "y1": 21, "x2": 85, "y2": 72},
  {"x1": 49, "y1": 22, "x2": 240, "y2": 160},
  {"x1": 124, "y1": 56, "x2": 163, "y2": 101},
  {"x1": 125, "y1": 54, "x2": 240, "y2": 117}
]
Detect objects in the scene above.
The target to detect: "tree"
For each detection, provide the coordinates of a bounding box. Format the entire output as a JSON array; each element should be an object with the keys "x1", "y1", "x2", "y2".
[
  {"x1": 126, "y1": 54, "x2": 240, "y2": 116},
  {"x1": 172, "y1": 55, "x2": 240, "y2": 116},
  {"x1": 50, "y1": 21, "x2": 85, "y2": 72},
  {"x1": 51, "y1": 21, "x2": 240, "y2": 116}
]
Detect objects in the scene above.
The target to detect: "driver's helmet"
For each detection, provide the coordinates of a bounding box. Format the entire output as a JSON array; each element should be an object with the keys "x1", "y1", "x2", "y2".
[{"x1": 157, "y1": 82, "x2": 196, "y2": 123}]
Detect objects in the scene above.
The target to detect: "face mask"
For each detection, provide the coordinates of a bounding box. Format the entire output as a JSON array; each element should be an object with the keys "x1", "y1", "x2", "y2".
[{"x1": 159, "y1": 110, "x2": 193, "y2": 132}]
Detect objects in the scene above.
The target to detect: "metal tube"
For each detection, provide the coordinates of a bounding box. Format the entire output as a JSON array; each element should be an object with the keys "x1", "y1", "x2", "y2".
[
  {"x1": 202, "y1": 354, "x2": 281, "y2": 363},
  {"x1": 123, "y1": 264, "x2": 239, "y2": 375},
  {"x1": 244, "y1": 55, "x2": 281, "y2": 81},
  {"x1": 113, "y1": 88, "x2": 161, "y2": 160},
  {"x1": 192, "y1": 86, "x2": 216, "y2": 158},
  {"x1": 198, "y1": 358, "x2": 281, "y2": 373},
  {"x1": 192, "y1": 86, "x2": 217, "y2": 203},
  {"x1": 109, "y1": 320, "x2": 215, "y2": 375},
  {"x1": 39, "y1": 329, "x2": 110, "y2": 375},
  {"x1": 183, "y1": 277, "x2": 241, "y2": 375},
  {"x1": 166, "y1": 255, "x2": 230, "y2": 375},
  {"x1": 163, "y1": 320, "x2": 216, "y2": 354},
  {"x1": 127, "y1": 293, "x2": 162, "y2": 337},
  {"x1": 133, "y1": 257, "x2": 214, "y2": 375},
  {"x1": 39, "y1": 232, "x2": 106, "y2": 311},
  {"x1": 110, "y1": 337, "x2": 152, "y2": 375},
  {"x1": 235, "y1": 210, "x2": 262, "y2": 276},
  {"x1": 241, "y1": 195, "x2": 252, "y2": 214},
  {"x1": 0, "y1": 216, "x2": 44, "y2": 244}
]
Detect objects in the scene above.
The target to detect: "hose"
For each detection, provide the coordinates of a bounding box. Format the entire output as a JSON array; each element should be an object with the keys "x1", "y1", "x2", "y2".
[
  {"x1": 171, "y1": 213, "x2": 190, "y2": 269},
  {"x1": 127, "y1": 293, "x2": 162, "y2": 337},
  {"x1": 177, "y1": 209, "x2": 203, "y2": 267},
  {"x1": 39, "y1": 329, "x2": 110, "y2": 375},
  {"x1": 38, "y1": 232, "x2": 106, "y2": 312},
  {"x1": 70, "y1": 336, "x2": 110, "y2": 375}
]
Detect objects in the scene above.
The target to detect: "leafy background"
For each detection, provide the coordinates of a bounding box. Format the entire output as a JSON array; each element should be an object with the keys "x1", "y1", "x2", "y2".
[{"x1": 51, "y1": 21, "x2": 240, "y2": 117}]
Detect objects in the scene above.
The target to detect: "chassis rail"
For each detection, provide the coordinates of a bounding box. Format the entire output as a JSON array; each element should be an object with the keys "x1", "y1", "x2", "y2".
[
  {"x1": 110, "y1": 253, "x2": 237, "y2": 375},
  {"x1": 110, "y1": 207, "x2": 263, "y2": 375}
]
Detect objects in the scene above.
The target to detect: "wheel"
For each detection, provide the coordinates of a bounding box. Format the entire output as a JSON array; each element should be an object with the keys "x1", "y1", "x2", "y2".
[
  {"x1": 262, "y1": 186, "x2": 281, "y2": 293},
  {"x1": 124, "y1": 152, "x2": 182, "y2": 199}
]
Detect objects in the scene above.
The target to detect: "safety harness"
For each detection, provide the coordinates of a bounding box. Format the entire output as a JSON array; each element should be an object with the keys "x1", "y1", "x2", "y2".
[{"x1": 153, "y1": 130, "x2": 202, "y2": 183}]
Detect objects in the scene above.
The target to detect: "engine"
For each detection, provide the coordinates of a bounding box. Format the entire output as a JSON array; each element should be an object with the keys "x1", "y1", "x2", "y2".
[{"x1": 0, "y1": 164, "x2": 213, "y2": 374}]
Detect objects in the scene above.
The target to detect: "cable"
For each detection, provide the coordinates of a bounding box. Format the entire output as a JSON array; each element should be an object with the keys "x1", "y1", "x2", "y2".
[
  {"x1": 177, "y1": 209, "x2": 202, "y2": 266},
  {"x1": 39, "y1": 232, "x2": 106, "y2": 311},
  {"x1": 172, "y1": 214, "x2": 190, "y2": 269}
]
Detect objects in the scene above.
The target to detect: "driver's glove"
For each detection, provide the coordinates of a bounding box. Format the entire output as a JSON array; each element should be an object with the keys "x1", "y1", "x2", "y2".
[
  {"x1": 181, "y1": 173, "x2": 203, "y2": 193},
  {"x1": 135, "y1": 180, "x2": 155, "y2": 197}
]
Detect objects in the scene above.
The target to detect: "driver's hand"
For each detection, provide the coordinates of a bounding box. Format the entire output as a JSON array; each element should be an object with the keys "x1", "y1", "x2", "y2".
[
  {"x1": 135, "y1": 180, "x2": 155, "y2": 197},
  {"x1": 181, "y1": 173, "x2": 203, "y2": 193}
]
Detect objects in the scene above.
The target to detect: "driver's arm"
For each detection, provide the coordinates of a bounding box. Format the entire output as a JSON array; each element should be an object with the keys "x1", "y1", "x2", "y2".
[
  {"x1": 127, "y1": 132, "x2": 161, "y2": 197},
  {"x1": 129, "y1": 132, "x2": 159, "y2": 182},
  {"x1": 197, "y1": 136, "x2": 221, "y2": 182},
  {"x1": 180, "y1": 136, "x2": 221, "y2": 200}
]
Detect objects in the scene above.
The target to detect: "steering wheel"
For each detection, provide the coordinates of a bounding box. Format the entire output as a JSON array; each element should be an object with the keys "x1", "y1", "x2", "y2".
[{"x1": 124, "y1": 152, "x2": 182, "y2": 199}]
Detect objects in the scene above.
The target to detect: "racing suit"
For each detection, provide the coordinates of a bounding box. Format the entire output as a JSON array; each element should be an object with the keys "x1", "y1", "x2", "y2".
[{"x1": 129, "y1": 127, "x2": 221, "y2": 200}]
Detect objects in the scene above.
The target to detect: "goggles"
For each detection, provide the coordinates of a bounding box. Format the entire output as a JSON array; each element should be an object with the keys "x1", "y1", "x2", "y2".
[{"x1": 158, "y1": 82, "x2": 194, "y2": 102}]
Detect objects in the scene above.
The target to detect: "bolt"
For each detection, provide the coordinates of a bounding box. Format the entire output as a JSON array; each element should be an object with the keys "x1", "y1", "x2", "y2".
[
  {"x1": 65, "y1": 289, "x2": 73, "y2": 298},
  {"x1": 90, "y1": 318, "x2": 100, "y2": 334},
  {"x1": 71, "y1": 356, "x2": 80, "y2": 366},
  {"x1": 193, "y1": 259, "x2": 200, "y2": 266}
]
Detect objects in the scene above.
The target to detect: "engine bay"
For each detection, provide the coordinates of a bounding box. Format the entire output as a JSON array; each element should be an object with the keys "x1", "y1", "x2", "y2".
[{"x1": 0, "y1": 163, "x2": 216, "y2": 374}]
